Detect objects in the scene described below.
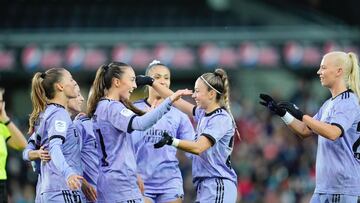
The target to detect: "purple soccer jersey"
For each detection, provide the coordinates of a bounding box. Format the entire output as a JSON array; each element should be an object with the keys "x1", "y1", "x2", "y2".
[
  {"x1": 191, "y1": 106, "x2": 237, "y2": 187},
  {"x1": 92, "y1": 99, "x2": 143, "y2": 201},
  {"x1": 74, "y1": 115, "x2": 99, "y2": 189},
  {"x1": 36, "y1": 103, "x2": 83, "y2": 194},
  {"x1": 132, "y1": 99, "x2": 195, "y2": 193},
  {"x1": 313, "y1": 90, "x2": 360, "y2": 195}
]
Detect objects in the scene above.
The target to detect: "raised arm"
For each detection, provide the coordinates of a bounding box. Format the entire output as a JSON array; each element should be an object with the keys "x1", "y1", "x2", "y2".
[
  {"x1": 136, "y1": 75, "x2": 195, "y2": 117},
  {"x1": 0, "y1": 102, "x2": 27, "y2": 150},
  {"x1": 259, "y1": 94, "x2": 314, "y2": 139}
]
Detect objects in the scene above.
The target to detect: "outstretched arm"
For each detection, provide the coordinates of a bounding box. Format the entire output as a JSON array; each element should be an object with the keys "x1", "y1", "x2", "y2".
[
  {"x1": 260, "y1": 94, "x2": 314, "y2": 139},
  {"x1": 136, "y1": 75, "x2": 195, "y2": 117},
  {"x1": 152, "y1": 81, "x2": 195, "y2": 117}
]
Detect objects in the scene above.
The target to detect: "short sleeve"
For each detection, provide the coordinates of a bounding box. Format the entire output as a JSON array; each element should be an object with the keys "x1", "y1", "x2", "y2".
[
  {"x1": 328, "y1": 100, "x2": 357, "y2": 135},
  {"x1": 27, "y1": 132, "x2": 37, "y2": 146},
  {"x1": 47, "y1": 110, "x2": 71, "y2": 142},
  {"x1": 0, "y1": 124, "x2": 11, "y2": 140},
  {"x1": 201, "y1": 114, "x2": 231, "y2": 145},
  {"x1": 108, "y1": 102, "x2": 136, "y2": 133}
]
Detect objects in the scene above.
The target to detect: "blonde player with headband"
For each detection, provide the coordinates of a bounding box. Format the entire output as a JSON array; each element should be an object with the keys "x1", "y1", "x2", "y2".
[{"x1": 136, "y1": 68, "x2": 239, "y2": 202}]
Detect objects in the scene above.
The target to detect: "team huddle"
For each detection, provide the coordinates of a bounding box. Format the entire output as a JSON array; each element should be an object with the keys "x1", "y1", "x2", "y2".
[
  {"x1": 21, "y1": 60, "x2": 237, "y2": 203},
  {"x1": 14, "y1": 51, "x2": 360, "y2": 203}
]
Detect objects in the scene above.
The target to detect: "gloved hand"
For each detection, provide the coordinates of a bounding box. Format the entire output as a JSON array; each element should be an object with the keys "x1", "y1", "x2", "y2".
[
  {"x1": 136, "y1": 75, "x2": 154, "y2": 87},
  {"x1": 278, "y1": 101, "x2": 304, "y2": 121},
  {"x1": 259, "y1": 94, "x2": 286, "y2": 117},
  {"x1": 154, "y1": 132, "x2": 173, "y2": 149}
]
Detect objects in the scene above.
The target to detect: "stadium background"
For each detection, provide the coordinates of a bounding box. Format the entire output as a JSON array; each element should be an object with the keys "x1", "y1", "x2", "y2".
[{"x1": 0, "y1": 0, "x2": 359, "y2": 202}]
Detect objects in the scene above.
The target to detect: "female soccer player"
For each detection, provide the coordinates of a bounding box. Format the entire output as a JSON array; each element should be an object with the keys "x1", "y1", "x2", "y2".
[
  {"x1": 137, "y1": 68, "x2": 238, "y2": 202},
  {"x1": 24, "y1": 83, "x2": 97, "y2": 202},
  {"x1": 260, "y1": 51, "x2": 360, "y2": 203},
  {"x1": 87, "y1": 62, "x2": 190, "y2": 203},
  {"x1": 28, "y1": 68, "x2": 84, "y2": 202},
  {"x1": 132, "y1": 60, "x2": 195, "y2": 203},
  {"x1": 71, "y1": 87, "x2": 98, "y2": 202}
]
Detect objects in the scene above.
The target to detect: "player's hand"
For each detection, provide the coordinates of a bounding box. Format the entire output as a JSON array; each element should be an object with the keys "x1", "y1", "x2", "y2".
[
  {"x1": 81, "y1": 179, "x2": 97, "y2": 202},
  {"x1": 154, "y1": 132, "x2": 174, "y2": 148},
  {"x1": 136, "y1": 75, "x2": 154, "y2": 87},
  {"x1": 38, "y1": 146, "x2": 51, "y2": 161},
  {"x1": 67, "y1": 175, "x2": 83, "y2": 191},
  {"x1": 169, "y1": 89, "x2": 193, "y2": 103},
  {"x1": 278, "y1": 101, "x2": 304, "y2": 121},
  {"x1": 259, "y1": 93, "x2": 286, "y2": 116}
]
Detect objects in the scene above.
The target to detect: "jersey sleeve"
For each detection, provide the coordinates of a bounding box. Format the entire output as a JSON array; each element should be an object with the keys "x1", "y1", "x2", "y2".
[
  {"x1": 201, "y1": 114, "x2": 231, "y2": 146},
  {"x1": 328, "y1": 100, "x2": 358, "y2": 136},
  {"x1": 47, "y1": 110, "x2": 71, "y2": 143},
  {"x1": 0, "y1": 123, "x2": 11, "y2": 141},
  {"x1": 108, "y1": 102, "x2": 136, "y2": 133}
]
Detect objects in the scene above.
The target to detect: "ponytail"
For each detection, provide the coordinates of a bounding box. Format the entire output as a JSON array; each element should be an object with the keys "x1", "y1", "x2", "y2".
[
  {"x1": 87, "y1": 65, "x2": 107, "y2": 117},
  {"x1": 347, "y1": 52, "x2": 360, "y2": 100},
  {"x1": 214, "y1": 68, "x2": 241, "y2": 139},
  {"x1": 28, "y1": 73, "x2": 48, "y2": 134},
  {"x1": 123, "y1": 99, "x2": 145, "y2": 116}
]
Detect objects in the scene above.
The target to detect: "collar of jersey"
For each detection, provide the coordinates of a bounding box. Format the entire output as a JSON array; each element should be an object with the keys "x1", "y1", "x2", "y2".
[
  {"x1": 331, "y1": 89, "x2": 352, "y2": 100},
  {"x1": 205, "y1": 107, "x2": 226, "y2": 117},
  {"x1": 48, "y1": 103, "x2": 65, "y2": 109}
]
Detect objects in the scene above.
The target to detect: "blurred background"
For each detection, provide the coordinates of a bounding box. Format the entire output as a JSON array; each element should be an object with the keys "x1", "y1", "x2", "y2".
[{"x1": 0, "y1": 0, "x2": 359, "y2": 202}]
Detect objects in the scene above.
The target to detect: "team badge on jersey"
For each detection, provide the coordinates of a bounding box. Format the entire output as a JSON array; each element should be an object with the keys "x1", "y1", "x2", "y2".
[
  {"x1": 55, "y1": 120, "x2": 67, "y2": 132},
  {"x1": 120, "y1": 108, "x2": 134, "y2": 117}
]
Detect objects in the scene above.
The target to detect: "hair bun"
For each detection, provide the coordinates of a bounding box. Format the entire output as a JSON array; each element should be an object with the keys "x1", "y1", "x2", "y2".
[{"x1": 214, "y1": 71, "x2": 222, "y2": 78}]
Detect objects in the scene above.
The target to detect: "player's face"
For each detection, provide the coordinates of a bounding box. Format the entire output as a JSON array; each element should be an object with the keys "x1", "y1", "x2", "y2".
[
  {"x1": 192, "y1": 78, "x2": 213, "y2": 109},
  {"x1": 59, "y1": 70, "x2": 78, "y2": 99},
  {"x1": 67, "y1": 85, "x2": 84, "y2": 114},
  {"x1": 148, "y1": 65, "x2": 170, "y2": 98},
  {"x1": 118, "y1": 67, "x2": 137, "y2": 100},
  {"x1": 317, "y1": 55, "x2": 341, "y2": 88}
]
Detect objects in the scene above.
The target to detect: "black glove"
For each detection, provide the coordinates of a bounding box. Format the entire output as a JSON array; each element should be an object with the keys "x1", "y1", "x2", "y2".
[
  {"x1": 278, "y1": 101, "x2": 304, "y2": 121},
  {"x1": 259, "y1": 93, "x2": 286, "y2": 117},
  {"x1": 136, "y1": 75, "x2": 154, "y2": 87},
  {"x1": 154, "y1": 132, "x2": 173, "y2": 149}
]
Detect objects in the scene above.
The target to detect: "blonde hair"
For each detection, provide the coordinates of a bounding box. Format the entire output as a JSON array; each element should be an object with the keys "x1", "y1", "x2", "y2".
[
  {"x1": 29, "y1": 68, "x2": 65, "y2": 133},
  {"x1": 325, "y1": 51, "x2": 360, "y2": 99},
  {"x1": 347, "y1": 52, "x2": 360, "y2": 99}
]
